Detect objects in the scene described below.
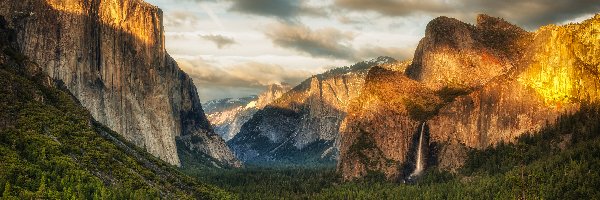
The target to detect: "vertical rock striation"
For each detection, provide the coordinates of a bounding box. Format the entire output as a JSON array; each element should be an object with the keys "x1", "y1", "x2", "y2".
[
  {"x1": 338, "y1": 66, "x2": 440, "y2": 180},
  {"x1": 0, "y1": 0, "x2": 239, "y2": 167}
]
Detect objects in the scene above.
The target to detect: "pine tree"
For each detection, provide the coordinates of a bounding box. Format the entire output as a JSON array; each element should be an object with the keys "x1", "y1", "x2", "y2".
[
  {"x1": 2, "y1": 182, "x2": 12, "y2": 198},
  {"x1": 37, "y1": 174, "x2": 47, "y2": 199}
]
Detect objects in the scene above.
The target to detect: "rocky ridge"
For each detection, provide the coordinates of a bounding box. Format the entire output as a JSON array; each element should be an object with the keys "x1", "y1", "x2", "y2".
[
  {"x1": 228, "y1": 56, "x2": 401, "y2": 165},
  {"x1": 206, "y1": 84, "x2": 291, "y2": 141}
]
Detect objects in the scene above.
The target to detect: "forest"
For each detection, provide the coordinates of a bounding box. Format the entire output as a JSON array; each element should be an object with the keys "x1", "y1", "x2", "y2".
[{"x1": 186, "y1": 104, "x2": 600, "y2": 199}]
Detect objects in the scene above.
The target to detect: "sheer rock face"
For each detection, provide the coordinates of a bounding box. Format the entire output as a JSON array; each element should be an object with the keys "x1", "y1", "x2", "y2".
[
  {"x1": 406, "y1": 15, "x2": 528, "y2": 91},
  {"x1": 228, "y1": 57, "x2": 399, "y2": 164},
  {"x1": 339, "y1": 15, "x2": 600, "y2": 181},
  {"x1": 338, "y1": 66, "x2": 440, "y2": 180},
  {"x1": 206, "y1": 84, "x2": 291, "y2": 141},
  {"x1": 0, "y1": 0, "x2": 239, "y2": 167}
]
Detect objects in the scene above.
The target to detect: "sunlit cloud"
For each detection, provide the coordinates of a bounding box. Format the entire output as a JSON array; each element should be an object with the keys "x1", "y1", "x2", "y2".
[{"x1": 145, "y1": 0, "x2": 596, "y2": 101}]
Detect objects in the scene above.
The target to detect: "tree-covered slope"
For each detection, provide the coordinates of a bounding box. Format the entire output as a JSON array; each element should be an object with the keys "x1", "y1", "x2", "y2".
[
  {"x1": 0, "y1": 17, "x2": 232, "y2": 199},
  {"x1": 188, "y1": 103, "x2": 600, "y2": 199}
]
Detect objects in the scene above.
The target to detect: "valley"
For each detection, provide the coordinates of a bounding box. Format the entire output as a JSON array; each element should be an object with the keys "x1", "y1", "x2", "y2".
[{"x1": 0, "y1": 0, "x2": 598, "y2": 199}]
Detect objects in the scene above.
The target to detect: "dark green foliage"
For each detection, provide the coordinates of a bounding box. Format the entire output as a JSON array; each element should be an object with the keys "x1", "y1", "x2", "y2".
[
  {"x1": 403, "y1": 85, "x2": 471, "y2": 121},
  {"x1": 191, "y1": 167, "x2": 339, "y2": 200},
  {"x1": 309, "y1": 104, "x2": 600, "y2": 199},
  {"x1": 185, "y1": 104, "x2": 600, "y2": 199},
  {"x1": 403, "y1": 97, "x2": 443, "y2": 121},
  {"x1": 436, "y1": 85, "x2": 471, "y2": 103}
]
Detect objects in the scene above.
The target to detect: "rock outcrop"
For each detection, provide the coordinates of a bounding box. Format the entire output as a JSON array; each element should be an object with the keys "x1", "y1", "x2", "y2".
[
  {"x1": 406, "y1": 15, "x2": 529, "y2": 91},
  {"x1": 228, "y1": 57, "x2": 401, "y2": 165},
  {"x1": 206, "y1": 83, "x2": 291, "y2": 141},
  {"x1": 338, "y1": 66, "x2": 440, "y2": 180},
  {"x1": 338, "y1": 14, "x2": 600, "y2": 181},
  {"x1": 0, "y1": 0, "x2": 239, "y2": 167}
]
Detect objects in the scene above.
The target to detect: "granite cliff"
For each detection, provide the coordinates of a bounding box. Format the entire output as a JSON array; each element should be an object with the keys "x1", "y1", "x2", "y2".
[
  {"x1": 339, "y1": 14, "x2": 600, "y2": 181},
  {"x1": 0, "y1": 0, "x2": 239, "y2": 167},
  {"x1": 228, "y1": 57, "x2": 401, "y2": 165},
  {"x1": 0, "y1": 16, "x2": 232, "y2": 199},
  {"x1": 206, "y1": 84, "x2": 291, "y2": 141}
]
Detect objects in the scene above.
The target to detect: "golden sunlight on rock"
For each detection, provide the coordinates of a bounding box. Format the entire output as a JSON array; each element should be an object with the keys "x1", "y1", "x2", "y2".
[
  {"x1": 98, "y1": 0, "x2": 162, "y2": 46},
  {"x1": 46, "y1": 0, "x2": 85, "y2": 15},
  {"x1": 47, "y1": 0, "x2": 161, "y2": 46},
  {"x1": 518, "y1": 15, "x2": 600, "y2": 107}
]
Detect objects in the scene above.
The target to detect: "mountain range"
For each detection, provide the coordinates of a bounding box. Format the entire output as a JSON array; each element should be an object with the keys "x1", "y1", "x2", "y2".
[
  {"x1": 227, "y1": 56, "x2": 404, "y2": 166},
  {"x1": 205, "y1": 83, "x2": 291, "y2": 141}
]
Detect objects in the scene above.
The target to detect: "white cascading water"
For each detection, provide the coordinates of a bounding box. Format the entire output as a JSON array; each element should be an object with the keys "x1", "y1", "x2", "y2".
[{"x1": 409, "y1": 122, "x2": 426, "y2": 178}]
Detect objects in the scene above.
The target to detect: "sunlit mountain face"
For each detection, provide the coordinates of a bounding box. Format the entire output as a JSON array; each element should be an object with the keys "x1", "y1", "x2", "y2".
[
  {"x1": 1, "y1": 0, "x2": 599, "y2": 199},
  {"x1": 146, "y1": 0, "x2": 597, "y2": 102}
]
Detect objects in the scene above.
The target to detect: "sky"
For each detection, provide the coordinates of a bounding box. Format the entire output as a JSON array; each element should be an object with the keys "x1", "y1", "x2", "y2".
[{"x1": 145, "y1": 0, "x2": 598, "y2": 102}]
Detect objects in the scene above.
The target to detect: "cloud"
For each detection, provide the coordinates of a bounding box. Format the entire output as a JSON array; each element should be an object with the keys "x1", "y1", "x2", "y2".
[
  {"x1": 333, "y1": 0, "x2": 600, "y2": 28},
  {"x1": 164, "y1": 10, "x2": 200, "y2": 27},
  {"x1": 265, "y1": 22, "x2": 355, "y2": 60},
  {"x1": 231, "y1": 0, "x2": 312, "y2": 20},
  {"x1": 201, "y1": 34, "x2": 237, "y2": 48},
  {"x1": 173, "y1": 0, "x2": 325, "y2": 20},
  {"x1": 334, "y1": 0, "x2": 448, "y2": 16},
  {"x1": 265, "y1": 22, "x2": 414, "y2": 61},
  {"x1": 177, "y1": 57, "x2": 312, "y2": 100}
]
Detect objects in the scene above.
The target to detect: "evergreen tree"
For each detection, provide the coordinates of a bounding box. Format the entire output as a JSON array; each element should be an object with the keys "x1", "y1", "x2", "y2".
[
  {"x1": 36, "y1": 174, "x2": 47, "y2": 199},
  {"x1": 2, "y1": 182, "x2": 11, "y2": 199}
]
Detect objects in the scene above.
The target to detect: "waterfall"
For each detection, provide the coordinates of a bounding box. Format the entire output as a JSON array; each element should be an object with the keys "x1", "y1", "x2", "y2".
[{"x1": 409, "y1": 122, "x2": 426, "y2": 178}]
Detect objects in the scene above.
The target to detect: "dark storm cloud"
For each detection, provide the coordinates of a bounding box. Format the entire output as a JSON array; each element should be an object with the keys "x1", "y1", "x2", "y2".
[
  {"x1": 175, "y1": 0, "x2": 325, "y2": 20},
  {"x1": 228, "y1": 0, "x2": 325, "y2": 20},
  {"x1": 200, "y1": 34, "x2": 237, "y2": 49},
  {"x1": 334, "y1": 0, "x2": 600, "y2": 28},
  {"x1": 463, "y1": 0, "x2": 600, "y2": 28},
  {"x1": 265, "y1": 23, "x2": 414, "y2": 61}
]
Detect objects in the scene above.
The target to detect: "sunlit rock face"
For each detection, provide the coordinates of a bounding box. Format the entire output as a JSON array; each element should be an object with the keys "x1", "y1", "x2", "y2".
[
  {"x1": 339, "y1": 14, "x2": 600, "y2": 181},
  {"x1": 206, "y1": 84, "x2": 291, "y2": 141},
  {"x1": 338, "y1": 66, "x2": 440, "y2": 181},
  {"x1": 228, "y1": 57, "x2": 399, "y2": 165},
  {"x1": 0, "y1": 0, "x2": 240, "y2": 167}
]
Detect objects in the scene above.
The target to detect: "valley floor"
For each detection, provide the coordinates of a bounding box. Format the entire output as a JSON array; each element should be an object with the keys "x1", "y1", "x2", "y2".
[{"x1": 186, "y1": 104, "x2": 600, "y2": 199}]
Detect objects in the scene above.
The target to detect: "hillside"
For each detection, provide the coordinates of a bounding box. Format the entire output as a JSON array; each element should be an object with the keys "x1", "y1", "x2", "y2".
[{"x1": 0, "y1": 17, "x2": 232, "y2": 199}]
